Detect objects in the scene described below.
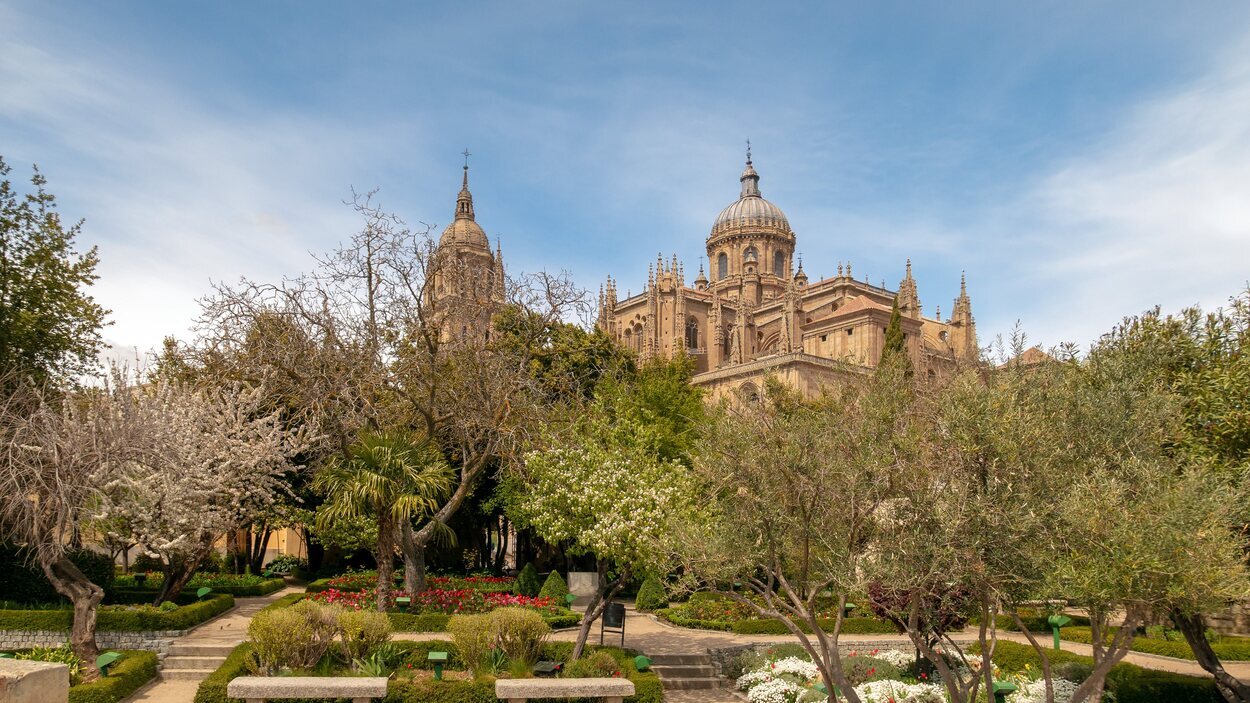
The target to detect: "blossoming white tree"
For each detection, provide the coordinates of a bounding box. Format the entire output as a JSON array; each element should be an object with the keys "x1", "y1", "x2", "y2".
[
  {"x1": 101, "y1": 382, "x2": 309, "y2": 604},
  {"x1": 519, "y1": 417, "x2": 692, "y2": 659}
]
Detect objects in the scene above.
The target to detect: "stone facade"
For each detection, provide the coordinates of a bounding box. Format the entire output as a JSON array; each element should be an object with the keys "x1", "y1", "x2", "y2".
[
  {"x1": 1207, "y1": 602, "x2": 1250, "y2": 636},
  {"x1": 598, "y1": 151, "x2": 977, "y2": 400},
  {"x1": 0, "y1": 629, "x2": 185, "y2": 653}
]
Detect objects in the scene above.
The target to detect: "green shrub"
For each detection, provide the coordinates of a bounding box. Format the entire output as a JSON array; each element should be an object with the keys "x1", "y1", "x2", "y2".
[
  {"x1": 634, "y1": 577, "x2": 667, "y2": 612},
  {"x1": 731, "y1": 616, "x2": 898, "y2": 635},
  {"x1": 263, "y1": 554, "x2": 307, "y2": 575},
  {"x1": 16, "y1": 644, "x2": 82, "y2": 684},
  {"x1": 383, "y1": 679, "x2": 497, "y2": 703},
  {"x1": 337, "y1": 608, "x2": 393, "y2": 663},
  {"x1": 653, "y1": 606, "x2": 732, "y2": 631},
  {"x1": 538, "y1": 570, "x2": 569, "y2": 602},
  {"x1": 843, "y1": 654, "x2": 899, "y2": 685},
  {"x1": 399, "y1": 639, "x2": 463, "y2": 670},
  {"x1": 1059, "y1": 626, "x2": 1250, "y2": 661},
  {"x1": 0, "y1": 594, "x2": 234, "y2": 631},
  {"x1": 987, "y1": 641, "x2": 1220, "y2": 703},
  {"x1": 563, "y1": 650, "x2": 621, "y2": 678},
  {"x1": 67, "y1": 650, "x2": 157, "y2": 703},
  {"x1": 246, "y1": 599, "x2": 338, "y2": 673},
  {"x1": 516, "y1": 563, "x2": 541, "y2": 597},
  {"x1": 726, "y1": 650, "x2": 767, "y2": 679},
  {"x1": 255, "y1": 592, "x2": 305, "y2": 614},
  {"x1": 490, "y1": 607, "x2": 550, "y2": 667},
  {"x1": 762, "y1": 643, "x2": 812, "y2": 660},
  {"x1": 448, "y1": 613, "x2": 494, "y2": 676},
  {"x1": 389, "y1": 612, "x2": 451, "y2": 632}
]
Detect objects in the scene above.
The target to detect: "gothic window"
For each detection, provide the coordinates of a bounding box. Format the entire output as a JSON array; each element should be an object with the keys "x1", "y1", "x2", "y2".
[
  {"x1": 774, "y1": 250, "x2": 784, "y2": 276},
  {"x1": 685, "y1": 318, "x2": 699, "y2": 350},
  {"x1": 717, "y1": 252, "x2": 728, "y2": 280},
  {"x1": 723, "y1": 326, "x2": 732, "y2": 357}
]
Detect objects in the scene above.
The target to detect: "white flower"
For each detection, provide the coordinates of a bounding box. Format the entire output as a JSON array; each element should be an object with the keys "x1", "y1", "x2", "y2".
[
  {"x1": 853, "y1": 680, "x2": 946, "y2": 703},
  {"x1": 746, "y1": 677, "x2": 805, "y2": 703},
  {"x1": 770, "y1": 656, "x2": 820, "y2": 681},
  {"x1": 871, "y1": 649, "x2": 917, "y2": 669},
  {"x1": 1010, "y1": 678, "x2": 1078, "y2": 703},
  {"x1": 737, "y1": 670, "x2": 776, "y2": 691}
]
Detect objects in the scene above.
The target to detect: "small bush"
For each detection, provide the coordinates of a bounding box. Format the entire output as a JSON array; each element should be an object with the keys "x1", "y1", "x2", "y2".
[
  {"x1": 516, "y1": 563, "x2": 541, "y2": 597},
  {"x1": 538, "y1": 571, "x2": 569, "y2": 602},
  {"x1": 634, "y1": 577, "x2": 667, "y2": 612},
  {"x1": 337, "y1": 608, "x2": 392, "y2": 663},
  {"x1": 448, "y1": 613, "x2": 495, "y2": 676},
  {"x1": 564, "y1": 650, "x2": 621, "y2": 678},
  {"x1": 491, "y1": 606, "x2": 550, "y2": 667},
  {"x1": 263, "y1": 554, "x2": 307, "y2": 575},
  {"x1": 67, "y1": 650, "x2": 158, "y2": 703},
  {"x1": 246, "y1": 599, "x2": 338, "y2": 673},
  {"x1": 762, "y1": 643, "x2": 812, "y2": 661},
  {"x1": 842, "y1": 654, "x2": 899, "y2": 685},
  {"x1": 1054, "y1": 660, "x2": 1094, "y2": 683},
  {"x1": 16, "y1": 644, "x2": 82, "y2": 684},
  {"x1": 726, "y1": 650, "x2": 767, "y2": 680}
]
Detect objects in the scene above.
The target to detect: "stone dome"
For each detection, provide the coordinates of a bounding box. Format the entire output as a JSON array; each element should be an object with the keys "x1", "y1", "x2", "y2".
[
  {"x1": 710, "y1": 158, "x2": 791, "y2": 237},
  {"x1": 439, "y1": 165, "x2": 491, "y2": 249}
]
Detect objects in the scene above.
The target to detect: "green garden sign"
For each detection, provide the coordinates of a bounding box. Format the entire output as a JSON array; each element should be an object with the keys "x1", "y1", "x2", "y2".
[
  {"x1": 633, "y1": 655, "x2": 652, "y2": 672},
  {"x1": 428, "y1": 650, "x2": 448, "y2": 680},
  {"x1": 196, "y1": 587, "x2": 212, "y2": 600},
  {"x1": 96, "y1": 651, "x2": 122, "y2": 676},
  {"x1": 1048, "y1": 614, "x2": 1072, "y2": 650},
  {"x1": 992, "y1": 680, "x2": 1018, "y2": 703}
]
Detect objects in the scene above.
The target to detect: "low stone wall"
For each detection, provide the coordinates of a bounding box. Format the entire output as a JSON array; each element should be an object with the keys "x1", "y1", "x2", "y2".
[
  {"x1": 1207, "y1": 602, "x2": 1250, "y2": 636},
  {"x1": 0, "y1": 629, "x2": 184, "y2": 653},
  {"x1": 0, "y1": 659, "x2": 69, "y2": 703}
]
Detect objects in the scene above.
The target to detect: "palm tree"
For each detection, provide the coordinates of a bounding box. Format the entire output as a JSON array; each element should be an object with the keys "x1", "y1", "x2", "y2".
[{"x1": 315, "y1": 432, "x2": 452, "y2": 610}]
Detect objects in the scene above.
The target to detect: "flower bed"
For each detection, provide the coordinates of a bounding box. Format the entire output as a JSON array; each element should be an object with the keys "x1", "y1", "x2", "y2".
[
  {"x1": 656, "y1": 592, "x2": 898, "y2": 636},
  {"x1": 306, "y1": 571, "x2": 518, "y2": 595},
  {"x1": 304, "y1": 586, "x2": 578, "y2": 631}
]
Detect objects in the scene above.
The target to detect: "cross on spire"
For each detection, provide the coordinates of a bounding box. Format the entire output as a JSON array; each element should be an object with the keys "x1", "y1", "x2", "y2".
[{"x1": 746, "y1": 138, "x2": 752, "y2": 164}]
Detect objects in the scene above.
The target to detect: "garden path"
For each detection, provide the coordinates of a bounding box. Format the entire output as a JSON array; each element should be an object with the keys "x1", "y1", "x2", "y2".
[{"x1": 121, "y1": 586, "x2": 300, "y2": 703}]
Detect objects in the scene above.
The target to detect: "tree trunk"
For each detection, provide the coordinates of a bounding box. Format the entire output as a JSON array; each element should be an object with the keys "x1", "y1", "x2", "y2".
[
  {"x1": 42, "y1": 555, "x2": 104, "y2": 682},
  {"x1": 154, "y1": 536, "x2": 216, "y2": 605},
  {"x1": 1172, "y1": 608, "x2": 1250, "y2": 703},
  {"x1": 376, "y1": 513, "x2": 395, "y2": 611},
  {"x1": 570, "y1": 561, "x2": 630, "y2": 660},
  {"x1": 249, "y1": 526, "x2": 273, "y2": 574},
  {"x1": 398, "y1": 520, "x2": 426, "y2": 594}
]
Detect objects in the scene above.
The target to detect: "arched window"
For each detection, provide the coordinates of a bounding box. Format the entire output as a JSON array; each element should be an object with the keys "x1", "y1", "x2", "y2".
[
  {"x1": 740, "y1": 382, "x2": 761, "y2": 403},
  {"x1": 717, "y1": 252, "x2": 728, "y2": 280},
  {"x1": 774, "y1": 250, "x2": 785, "y2": 276},
  {"x1": 685, "y1": 318, "x2": 699, "y2": 350}
]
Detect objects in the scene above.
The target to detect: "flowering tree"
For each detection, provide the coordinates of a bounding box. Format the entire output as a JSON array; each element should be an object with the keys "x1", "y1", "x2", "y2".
[
  {"x1": 519, "y1": 416, "x2": 692, "y2": 659},
  {"x1": 0, "y1": 379, "x2": 143, "y2": 680},
  {"x1": 100, "y1": 381, "x2": 309, "y2": 604}
]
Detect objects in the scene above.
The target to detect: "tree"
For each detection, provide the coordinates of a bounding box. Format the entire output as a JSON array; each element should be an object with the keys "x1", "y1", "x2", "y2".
[
  {"x1": 879, "y1": 296, "x2": 912, "y2": 377},
  {"x1": 0, "y1": 158, "x2": 109, "y2": 387},
  {"x1": 518, "y1": 414, "x2": 692, "y2": 659},
  {"x1": 197, "y1": 192, "x2": 582, "y2": 592},
  {"x1": 314, "y1": 432, "x2": 453, "y2": 608},
  {"x1": 98, "y1": 381, "x2": 309, "y2": 604},
  {"x1": 0, "y1": 377, "x2": 142, "y2": 680},
  {"x1": 666, "y1": 369, "x2": 922, "y2": 703}
]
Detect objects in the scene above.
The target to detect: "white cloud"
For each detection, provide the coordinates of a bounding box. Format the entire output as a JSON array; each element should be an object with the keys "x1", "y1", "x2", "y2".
[{"x1": 1014, "y1": 34, "x2": 1250, "y2": 347}]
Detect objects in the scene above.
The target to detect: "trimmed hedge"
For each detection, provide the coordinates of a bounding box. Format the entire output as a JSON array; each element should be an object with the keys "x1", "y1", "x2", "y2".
[
  {"x1": 987, "y1": 640, "x2": 1220, "y2": 703},
  {"x1": 387, "y1": 607, "x2": 580, "y2": 632},
  {"x1": 654, "y1": 606, "x2": 897, "y2": 635},
  {"x1": 195, "y1": 640, "x2": 660, "y2": 703},
  {"x1": 1058, "y1": 626, "x2": 1250, "y2": 661},
  {"x1": 256, "y1": 592, "x2": 305, "y2": 614},
  {"x1": 979, "y1": 612, "x2": 1093, "y2": 633},
  {"x1": 0, "y1": 593, "x2": 234, "y2": 632},
  {"x1": 109, "y1": 578, "x2": 284, "y2": 600},
  {"x1": 67, "y1": 650, "x2": 158, "y2": 703},
  {"x1": 634, "y1": 577, "x2": 668, "y2": 612}
]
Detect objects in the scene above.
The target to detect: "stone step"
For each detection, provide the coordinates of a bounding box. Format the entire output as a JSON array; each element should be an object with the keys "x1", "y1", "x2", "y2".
[
  {"x1": 166, "y1": 642, "x2": 237, "y2": 656},
  {"x1": 659, "y1": 677, "x2": 730, "y2": 691},
  {"x1": 160, "y1": 668, "x2": 216, "y2": 681},
  {"x1": 650, "y1": 654, "x2": 712, "y2": 666},
  {"x1": 653, "y1": 664, "x2": 717, "y2": 678},
  {"x1": 162, "y1": 655, "x2": 225, "y2": 669}
]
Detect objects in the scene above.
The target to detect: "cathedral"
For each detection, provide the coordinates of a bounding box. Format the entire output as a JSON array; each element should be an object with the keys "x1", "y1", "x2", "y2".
[{"x1": 595, "y1": 149, "x2": 978, "y2": 399}]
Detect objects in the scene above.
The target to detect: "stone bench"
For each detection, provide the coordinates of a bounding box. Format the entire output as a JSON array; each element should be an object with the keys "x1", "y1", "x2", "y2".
[
  {"x1": 496, "y1": 677, "x2": 635, "y2": 703},
  {"x1": 227, "y1": 676, "x2": 388, "y2": 702}
]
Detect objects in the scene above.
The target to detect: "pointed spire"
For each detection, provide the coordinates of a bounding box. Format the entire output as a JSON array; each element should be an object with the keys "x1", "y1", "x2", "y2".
[
  {"x1": 905, "y1": 258, "x2": 913, "y2": 279},
  {"x1": 455, "y1": 149, "x2": 475, "y2": 221},
  {"x1": 739, "y1": 140, "x2": 761, "y2": 198},
  {"x1": 960, "y1": 270, "x2": 968, "y2": 298}
]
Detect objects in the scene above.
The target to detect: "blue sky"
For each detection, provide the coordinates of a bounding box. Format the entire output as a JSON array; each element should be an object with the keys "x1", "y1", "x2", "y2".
[{"x1": 3, "y1": 1, "x2": 1250, "y2": 358}]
